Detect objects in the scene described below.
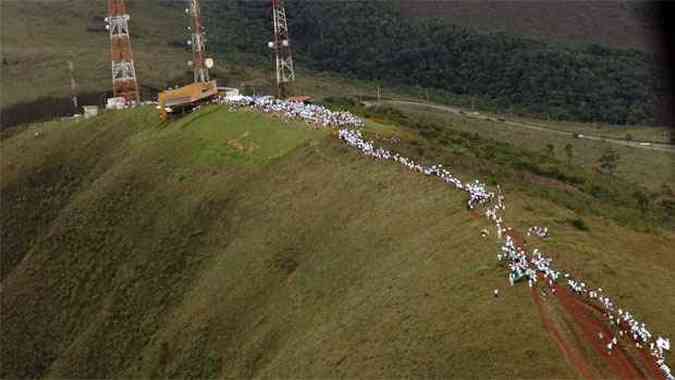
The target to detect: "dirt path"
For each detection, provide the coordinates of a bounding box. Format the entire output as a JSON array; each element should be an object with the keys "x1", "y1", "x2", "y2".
[
  {"x1": 530, "y1": 286, "x2": 596, "y2": 380},
  {"x1": 368, "y1": 100, "x2": 675, "y2": 153},
  {"x1": 505, "y1": 231, "x2": 664, "y2": 379}
]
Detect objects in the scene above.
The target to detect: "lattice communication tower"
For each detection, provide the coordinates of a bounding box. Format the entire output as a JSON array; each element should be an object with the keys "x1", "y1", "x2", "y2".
[
  {"x1": 187, "y1": 0, "x2": 210, "y2": 83},
  {"x1": 268, "y1": 0, "x2": 295, "y2": 98},
  {"x1": 106, "y1": 0, "x2": 140, "y2": 103}
]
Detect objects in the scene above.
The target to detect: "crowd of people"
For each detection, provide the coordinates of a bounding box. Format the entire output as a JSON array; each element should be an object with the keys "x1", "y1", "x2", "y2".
[
  {"x1": 487, "y1": 183, "x2": 672, "y2": 378},
  {"x1": 527, "y1": 225, "x2": 551, "y2": 240},
  {"x1": 338, "y1": 129, "x2": 494, "y2": 209},
  {"x1": 220, "y1": 95, "x2": 364, "y2": 129},
  {"x1": 218, "y1": 96, "x2": 672, "y2": 379}
]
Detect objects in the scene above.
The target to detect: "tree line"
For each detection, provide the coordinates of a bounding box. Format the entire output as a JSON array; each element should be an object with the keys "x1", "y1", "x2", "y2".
[{"x1": 204, "y1": 1, "x2": 667, "y2": 125}]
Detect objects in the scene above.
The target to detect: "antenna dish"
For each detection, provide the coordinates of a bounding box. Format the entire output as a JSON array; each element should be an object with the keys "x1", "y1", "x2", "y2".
[{"x1": 205, "y1": 58, "x2": 214, "y2": 69}]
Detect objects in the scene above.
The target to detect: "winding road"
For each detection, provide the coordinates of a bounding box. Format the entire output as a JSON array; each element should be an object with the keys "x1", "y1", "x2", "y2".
[{"x1": 366, "y1": 100, "x2": 675, "y2": 153}]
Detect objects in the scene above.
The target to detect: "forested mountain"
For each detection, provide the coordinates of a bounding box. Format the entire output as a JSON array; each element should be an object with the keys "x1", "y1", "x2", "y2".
[
  {"x1": 204, "y1": 1, "x2": 668, "y2": 125},
  {"x1": 398, "y1": 1, "x2": 662, "y2": 53}
]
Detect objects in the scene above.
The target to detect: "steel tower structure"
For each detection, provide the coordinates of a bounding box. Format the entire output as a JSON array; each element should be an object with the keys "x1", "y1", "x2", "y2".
[
  {"x1": 269, "y1": 0, "x2": 295, "y2": 98},
  {"x1": 106, "y1": 0, "x2": 140, "y2": 103},
  {"x1": 188, "y1": 0, "x2": 210, "y2": 83}
]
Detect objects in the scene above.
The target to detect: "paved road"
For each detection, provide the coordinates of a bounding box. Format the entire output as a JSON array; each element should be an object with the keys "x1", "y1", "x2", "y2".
[{"x1": 366, "y1": 100, "x2": 675, "y2": 153}]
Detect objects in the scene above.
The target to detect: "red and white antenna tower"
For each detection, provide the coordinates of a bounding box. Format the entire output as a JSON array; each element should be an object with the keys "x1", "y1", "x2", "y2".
[
  {"x1": 187, "y1": 0, "x2": 211, "y2": 83},
  {"x1": 268, "y1": 0, "x2": 295, "y2": 98},
  {"x1": 106, "y1": 0, "x2": 140, "y2": 103}
]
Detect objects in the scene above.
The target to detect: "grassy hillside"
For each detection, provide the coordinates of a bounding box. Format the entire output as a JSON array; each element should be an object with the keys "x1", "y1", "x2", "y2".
[
  {"x1": 0, "y1": 0, "x2": 188, "y2": 107},
  {"x1": 211, "y1": 1, "x2": 667, "y2": 125},
  {"x1": 385, "y1": 101, "x2": 675, "y2": 192},
  {"x1": 322, "y1": 99, "x2": 674, "y2": 233},
  {"x1": 4, "y1": 0, "x2": 667, "y2": 128},
  {"x1": 0, "y1": 0, "x2": 392, "y2": 128},
  {"x1": 2, "y1": 106, "x2": 674, "y2": 378}
]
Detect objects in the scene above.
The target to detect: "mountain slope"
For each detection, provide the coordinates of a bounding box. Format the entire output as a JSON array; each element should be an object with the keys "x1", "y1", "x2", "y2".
[
  {"x1": 208, "y1": 1, "x2": 666, "y2": 125},
  {"x1": 0, "y1": 0, "x2": 187, "y2": 107},
  {"x1": 399, "y1": 0, "x2": 661, "y2": 53},
  {"x1": 0, "y1": 1, "x2": 388, "y2": 129},
  {"x1": 0, "y1": 108, "x2": 572, "y2": 378},
  {"x1": 2, "y1": 107, "x2": 674, "y2": 378}
]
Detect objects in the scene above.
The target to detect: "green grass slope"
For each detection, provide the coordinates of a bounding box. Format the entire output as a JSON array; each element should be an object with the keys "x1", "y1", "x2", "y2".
[
  {"x1": 1, "y1": 0, "x2": 187, "y2": 107},
  {"x1": 0, "y1": 107, "x2": 568, "y2": 378},
  {"x1": 2, "y1": 107, "x2": 674, "y2": 378},
  {"x1": 388, "y1": 102, "x2": 675, "y2": 191},
  {"x1": 0, "y1": 0, "x2": 390, "y2": 129}
]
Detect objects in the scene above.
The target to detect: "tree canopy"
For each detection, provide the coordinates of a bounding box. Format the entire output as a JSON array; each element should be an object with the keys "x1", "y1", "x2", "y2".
[{"x1": 204, "y1": 1, "x2": 666, "y2": 125}]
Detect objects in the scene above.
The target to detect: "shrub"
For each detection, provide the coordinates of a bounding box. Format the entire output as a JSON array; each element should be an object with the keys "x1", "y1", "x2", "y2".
[
  {"x1": 633, "y1": 190, "x2": 650, "y2": 214},
  {"x1": 569, "y1": 217, "x2": 590, "y2": 231},
  {"x1": 597, "y1": 148, "x2": 620, "y2": 176}
]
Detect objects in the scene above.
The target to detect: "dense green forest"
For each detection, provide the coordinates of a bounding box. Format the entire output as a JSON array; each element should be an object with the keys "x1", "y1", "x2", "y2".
[{"x1": 202, "y1": 1, "x2": 667, "y2": 125}]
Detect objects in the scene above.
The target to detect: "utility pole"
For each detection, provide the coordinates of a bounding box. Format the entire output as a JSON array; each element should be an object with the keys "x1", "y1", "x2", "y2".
[
  {"x1": 187, "y1": 0, "x2": 211, "y2": 83},
  {"x1": 268, "y1": 0, "x2": 295, "y2": 99},
  {"x1": 106, "y1": 0, "x2": 140, "y2": 104},
  {"x1": 67, "y1": 60, "x2": 79, "y2": 111}
]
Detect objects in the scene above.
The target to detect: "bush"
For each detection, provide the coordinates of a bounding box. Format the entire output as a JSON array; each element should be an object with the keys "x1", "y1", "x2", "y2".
[
  {"x1": 633, "y1": 190, "x2": 650, "y2": 214},
  {"x1": 323, "y1": 96, "x2": 358, "y2": 108},
  {"x1": 569, "y1": 217, "x2": 590, "y2": 231}
]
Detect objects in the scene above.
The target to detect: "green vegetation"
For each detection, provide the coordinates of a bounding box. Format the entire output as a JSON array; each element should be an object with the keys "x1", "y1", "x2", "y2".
[
  {"x1": 569, "y1": 218, "x2": 590, "y2": 231},
  {"x1": 597, "y1": 148, "x2": 620, "y2": 176},
  {"x1": 378, "y1": 102, "x2": 674, "y2": 193},
  {"x1": 399, "y1": 0, "x2": 657, "y2": 52},
  {"x1": 2, "y1": 106, "x2": 674, "y2": 378},
  {"x1": 564, "y1": 144, "x2": 574, "y2": 166},
  {"x1": 0, "y1": 0, "x2": 188, "y2": 107},
  {"x1": 4, "y1": 1, "x2": 671, "y2": 132},
  {"x1": 0, "y1": 1, "x2": 400, "y2": 127},
  {"x1": 0, "y1": 108, "x2": 568, "y2": 378},
  {"x1": 506, "y1": 116, "x2": 672, "y2": 144},
  {"x1": 2, "y1": 2, "x2": 674, "y2": 377},
  {"x1": 206, "y1": 1, "x2": 667, "y2": 125},
  {"x1": 322, "y1": 98, "x2": 674, "y2": 231}
]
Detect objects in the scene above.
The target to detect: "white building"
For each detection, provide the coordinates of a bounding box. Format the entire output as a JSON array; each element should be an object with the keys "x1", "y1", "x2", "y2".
[
  {"x1": 83, "y1": 105, "x2": 99, "y2": 119},
  {"x1": 218, "y1": 87, "x2": 240, "y2": 99}
]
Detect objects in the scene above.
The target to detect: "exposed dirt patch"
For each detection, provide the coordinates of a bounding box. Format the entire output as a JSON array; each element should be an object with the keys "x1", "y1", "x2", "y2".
[
  {"x1": 508, "y1": 228, "x2": 665, "y2": 379},
  {"x1": 531, "y1": 287, "x2": 595, "y2": 380},
  {"x1": 523, "y1": 172, "x2": 582, "y2": 195}
]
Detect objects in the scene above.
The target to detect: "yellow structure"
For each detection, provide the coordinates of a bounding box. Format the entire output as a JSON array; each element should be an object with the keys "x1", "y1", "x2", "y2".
[{"x1": 158, "y1": 80, "x2": 218, "y2": 120}]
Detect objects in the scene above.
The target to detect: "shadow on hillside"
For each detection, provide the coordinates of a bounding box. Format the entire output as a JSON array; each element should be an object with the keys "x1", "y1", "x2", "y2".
[{"x1": 0, "y1": 86, "x2": 162, "y2": 131}]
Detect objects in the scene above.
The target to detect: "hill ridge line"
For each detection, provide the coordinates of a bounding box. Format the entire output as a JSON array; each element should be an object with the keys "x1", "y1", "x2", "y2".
[{"x1": 218, "y1": 96, "x2": 673, "y2": 379}]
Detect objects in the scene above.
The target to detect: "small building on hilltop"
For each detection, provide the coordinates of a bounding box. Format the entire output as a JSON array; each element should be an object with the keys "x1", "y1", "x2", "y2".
[{"x1": 83, "y1": 105, "x2": 99, "y2": 119}]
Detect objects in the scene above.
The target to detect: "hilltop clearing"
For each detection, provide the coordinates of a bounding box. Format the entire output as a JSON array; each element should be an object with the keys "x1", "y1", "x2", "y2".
[{"x1": 2, "y1": 105, "x2": 674, "y2": 378}]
